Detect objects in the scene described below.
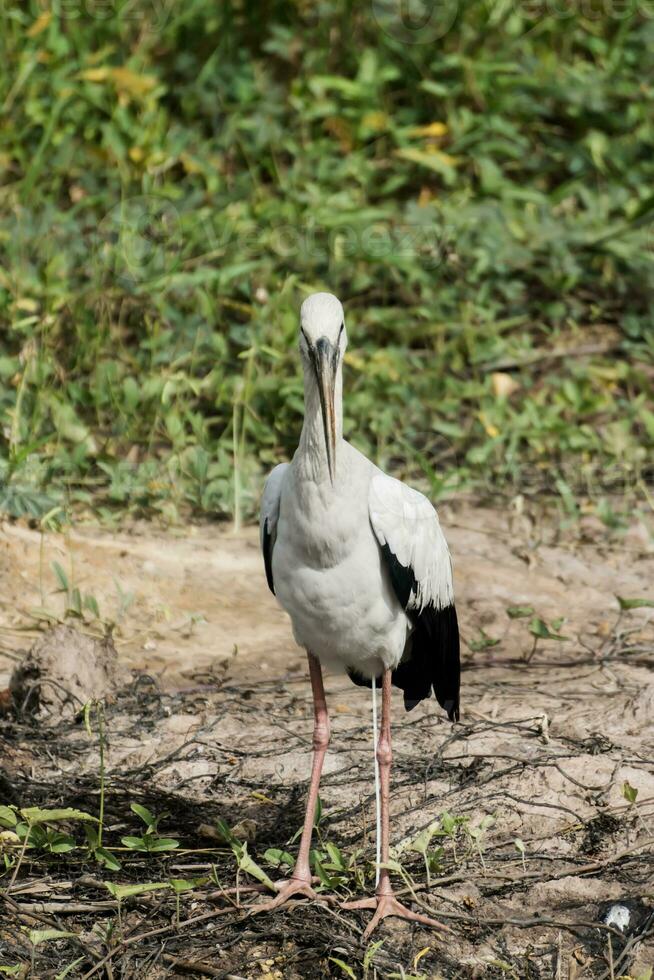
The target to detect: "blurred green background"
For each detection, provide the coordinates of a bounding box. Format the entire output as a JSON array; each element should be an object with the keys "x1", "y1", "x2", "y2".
[{"x1": 1, "y1": 0, "x2": 653, "y2": 525}]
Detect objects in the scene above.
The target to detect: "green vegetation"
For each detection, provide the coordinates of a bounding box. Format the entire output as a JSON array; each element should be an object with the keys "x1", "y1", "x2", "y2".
[{"x1": 1, "y1": 1, "x2": 653, "y2": 523}]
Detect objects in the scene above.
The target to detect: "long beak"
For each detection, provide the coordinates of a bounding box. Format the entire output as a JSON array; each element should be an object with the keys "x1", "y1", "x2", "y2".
[{"x1": 311, "y1": 337, "x2": 338, "y2": 485}]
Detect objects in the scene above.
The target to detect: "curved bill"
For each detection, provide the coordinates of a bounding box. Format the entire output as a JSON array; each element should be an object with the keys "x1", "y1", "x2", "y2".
[{"x1": 310, "y1": 336, "x2": 337, "y2": 484}]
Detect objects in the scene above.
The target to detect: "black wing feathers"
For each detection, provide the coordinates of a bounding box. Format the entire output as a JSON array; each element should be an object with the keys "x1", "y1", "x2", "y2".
[
  {"x1": 362, "y1": 545, "x2": 460, "y2": 720},
  {"x1": 402, "y1": 603, "x2": 460, "y2": 720},
  {"x1": 262, "y1": 518, "x2": 275, "y2": 594},
  {"x1": 380, "y1": 543, "x2": 416, "y2": 608}
]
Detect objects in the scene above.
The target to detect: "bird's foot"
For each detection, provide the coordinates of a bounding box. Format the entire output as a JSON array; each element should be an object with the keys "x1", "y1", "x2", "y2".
[
  {"x1": 342, "y1": 891, "x2": 451, "y2": 939},
  {"x1": 247, "y1": 875, "x2": 329, "y2": 914}
]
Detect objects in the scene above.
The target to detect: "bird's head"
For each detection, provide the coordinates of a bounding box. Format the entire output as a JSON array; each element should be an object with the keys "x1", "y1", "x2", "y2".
[{"x1": 299, "y1": 292, "x2": 347, "y2": 485}]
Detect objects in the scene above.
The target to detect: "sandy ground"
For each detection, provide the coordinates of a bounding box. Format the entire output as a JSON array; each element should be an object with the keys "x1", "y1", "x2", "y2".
[{"x1": 0, "y1": 502, "x2": 653, "y2": 978}]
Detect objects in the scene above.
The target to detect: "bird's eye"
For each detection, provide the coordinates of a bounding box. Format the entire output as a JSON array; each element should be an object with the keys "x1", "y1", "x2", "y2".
[{"x1": 338, "y1": 322, "x2": 344, "y2": 340}]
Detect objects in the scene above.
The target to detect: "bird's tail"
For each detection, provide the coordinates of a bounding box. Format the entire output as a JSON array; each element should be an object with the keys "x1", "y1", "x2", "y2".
[{"x1": 371, "y1": 675, "x2": 381, "y2": 887}]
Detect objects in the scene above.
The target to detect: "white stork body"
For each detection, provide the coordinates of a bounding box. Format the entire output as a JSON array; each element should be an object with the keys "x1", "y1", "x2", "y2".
[
  {"x1": 266, "y1": 447, "x2": 412, "y2": 680},
  {"x1": 255, "y1": 292, "x2": 458, "y2": 936}
]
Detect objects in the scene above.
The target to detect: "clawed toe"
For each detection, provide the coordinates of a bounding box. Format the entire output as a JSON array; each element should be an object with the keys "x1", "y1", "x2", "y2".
[
  {"x1": 343, "y1": 892, "x2": 451, "y2": 939},
  {"x1": 248, "y1": 876, "x2": 337, "y2": 914}
]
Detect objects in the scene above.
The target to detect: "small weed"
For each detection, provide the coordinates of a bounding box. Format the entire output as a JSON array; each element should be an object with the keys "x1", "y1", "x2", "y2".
[
  {"x1": 514, "y1": 838, "x2": 527, "y2": 873},
  {"x1": 468, "y1": 629, "x2": 500, "y2": 653},
  {"x1": 406, "y1": 821, "x2": 443, "y2": 888},
  {"x1": 120, "y1": 804, "x2": 180, "y2": 854},
  {"x1": 214, "y1": 818, "x2": 276, "y2": 900},
  {"x1": 622, "y1": 781, "x2": 652, "y2": 835},
  {"x1": 464, "y1": 814, "x2": 495, "y2": 871}
]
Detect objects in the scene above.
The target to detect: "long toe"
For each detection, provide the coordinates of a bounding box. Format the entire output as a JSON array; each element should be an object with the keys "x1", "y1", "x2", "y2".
[
  {"x1": 248, "y1": 876, "x2": 334, "y2": 914},
  {"x1": 344, "y1": 893, "x2": 451, "y2": 939}
]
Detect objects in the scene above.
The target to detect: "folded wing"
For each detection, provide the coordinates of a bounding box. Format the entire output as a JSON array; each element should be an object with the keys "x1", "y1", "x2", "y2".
[
  {"x1": 260, "y1": 463, "x2": 289, "y2": 595},
  {"x1": 368, "y1": 472, "x2": 460, "y2": 719}
]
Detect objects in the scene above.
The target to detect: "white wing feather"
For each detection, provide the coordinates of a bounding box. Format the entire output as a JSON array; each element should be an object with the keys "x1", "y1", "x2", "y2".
[
  {"x1": 260, "y1": 463, "x2": 289, "y2": 592},
  {"x1": 260, "y1": 462, "x2": 289, "y2": 549},
  {"x1": 368, "y1": 471, "x2": 454, "y2": 612}
]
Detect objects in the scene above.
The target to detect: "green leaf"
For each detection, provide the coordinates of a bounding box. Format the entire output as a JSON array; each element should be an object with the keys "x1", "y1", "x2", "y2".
[
  {"x1": 104, "y1": 881, "x2": 168, "y2": 901},
  {"x1": 379, "y1": 859, "x2": 404, "y2": 874},
  {"x1": 528, "y1": 618, "x2": 568, "y2": 641},
  {"x1": 622, "y1": 780, "x2": 639, "y2": 804},
  {"x1": 55, "y1": 957, "x2": 85, "y2": 979},
  {"x1": 0, "y1": 806, "x2": 18, "y2": 828},
  {"x1": 329, "y1": 957, "x2": 357, "y2": 979},
  {"x1": 312, "y1": 852, "x2": 337, "y2": 888},
  {"x1": 49, "y1": 835, "x2": 77, "y2": 853},
  {"x1": 84, "y1": 594, "x2": 101, "y2": 618},
  {"x1": 213, "y1": 818, "x2": 237, "y2": 845},
  {"x1": 28, "y1": 929, "x2": 76, "y2": 946},
  {"x1": 95, "y1": 846, "x2": 121, "y2": 871},
  {"x1": 506, "y1": 605, "x2": 534, "y2": 619},
  {"x1": 169, "y1": 876, "x2": 208, "y2": 893},
  {"x1": 410, "y1": 821, "x2": 440, "y2": 857},
  {"x1": 264, "y1": 847, "x2": 294, "y2": 869},
  {"x1": 21, "y1": 807, "x2": 97, "y2": 825},
  {"x1": 51, "y1": 561, "x2": 69, "y2": 592},
  {"x1": 147, "y1": 837, "x2": 179, "y2": 852},
  {"x1": 616, "y1": 596, "x2": 654, "y2": 610},
  {"x1": 325, "y1": 842, "x2": 346, "y2": 870},
  {"x1": 236, "y1": 843, "x2": 276, "y2": 891},
  {"x1": 130, "y1": 803, "x2": 155, "y2": 827},
  {"x1": 363, "y1": 939, "x2": 384, "y2": 969},
  {"x1": 469, "y1": 628, "x2": 500, "y2": 651},
  {"x1": 0, "y1": 967, "x2": 22, "y2": 976},
  {"x1": 69, "y1": 587, "x2": 83, "y2": 616}
]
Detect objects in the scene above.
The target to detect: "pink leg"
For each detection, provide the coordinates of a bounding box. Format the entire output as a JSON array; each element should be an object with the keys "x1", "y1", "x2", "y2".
[
  {"x1": 250, "y1": 651, "x2": 330, "y2": 912},
  {"x1": 343, "y1": 669, "x2": 450, "y2": 938}
]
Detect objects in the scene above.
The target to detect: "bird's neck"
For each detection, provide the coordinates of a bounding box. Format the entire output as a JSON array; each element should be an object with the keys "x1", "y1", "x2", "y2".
[{"x1": 298, "y1": 364, "x2": 344, "y2": 482}]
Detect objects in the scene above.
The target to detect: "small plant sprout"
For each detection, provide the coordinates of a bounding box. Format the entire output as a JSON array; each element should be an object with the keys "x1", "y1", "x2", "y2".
[
  {"x1": 121, "y1": 804, "x2": 180, "y2": 854},
  {"x1": 436, "y1": 809, "x2": 469, "y2": 864},
  {"x1": 169, "y1": 876, "x2": 209, "y2": 928},
  {"x1": 27, "y1": 929, "x2": 76, "y2": 977},
  {"x1": 466, "y1": 814, "x2": 495, "y2": 871},
  {"x1": 83, "y1": 699, "x2": 119, "y2": 870},
  {"x1": 408, "y1": 820, "x2": 443, "y2": 888},
  {"x1": 468, "y1": 628, "x2": 500, "y2": 652},
  {"x1": 506, "y1": 605, "x2": 534, "y2": 619},
  {"x1": 2, "y1": 806, "x2": 97, "y2": 891},
  {"x1": 54, "y1": 956, "x2": 86, "y2": 980},
  {"x1": 329, "y1": 957, "x2": 357, "y2": 979},
  {"x1": 263, "y1": 847, "x2": 295, "y2": 871},
  {"x1": 615, "y1": 596, "x2": 654, "y2": 611},
  {"x1": 50, "y1": 560, "x2": 102, "y2": 623},
  {"x1": 363, "y1": 940, "x2": 384, "y2": 978},
  {"x1": 104, "y1": 881, "x2": 169, "y2": 937},
  {"x1": 310, "y1": 840, "x2": 365, "y2": 892},
  {"x1": 514, "y1": 838, "x2": 527, "y2": 872},
  {"x1": 214, "y1": 818, "x2": 276, "y2": 904},
  {"x1": 525, "y1": 615, "x2": 569, "y2": 661},
  {"x1": 622, "y1": 780, "x2": 652, "y2": 834}
]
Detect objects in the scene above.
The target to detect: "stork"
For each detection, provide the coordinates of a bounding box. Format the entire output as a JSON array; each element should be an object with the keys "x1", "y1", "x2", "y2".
[{"x1": 258, "y1": 292, "x2": 459, "y2": 936}]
